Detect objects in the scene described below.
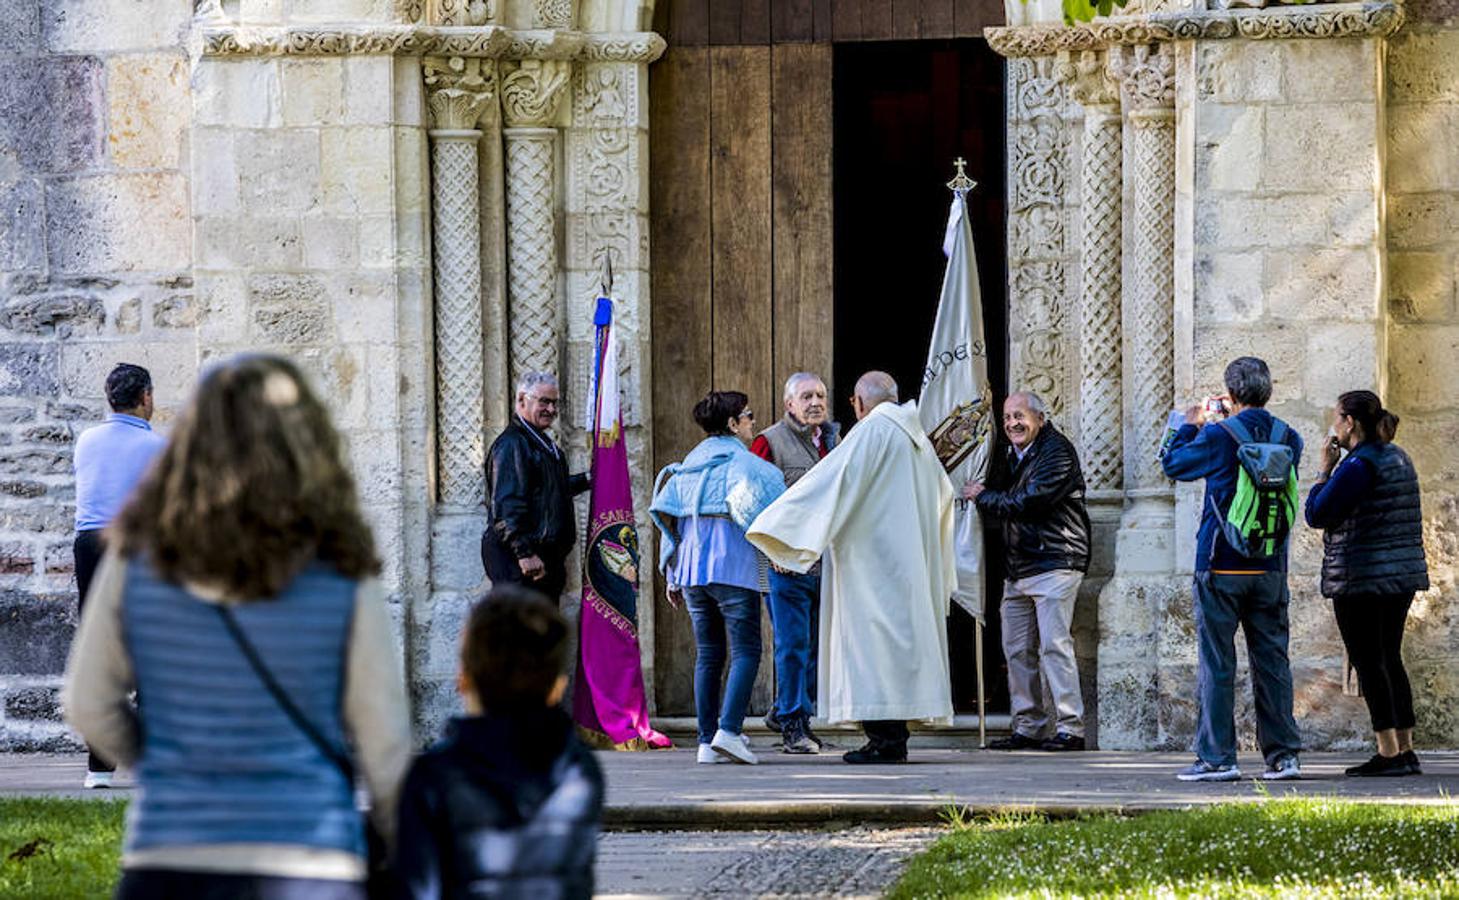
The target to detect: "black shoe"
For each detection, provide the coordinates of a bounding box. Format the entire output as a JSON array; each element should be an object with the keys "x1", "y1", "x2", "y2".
[
  {"x1": 763, "y1": 709, "x2": 783, "y2": 733},
  {"x1": 987, "y1": 732, "x2": 1041, "y2": 751},
  {"x1": 1040, "y1": 732, "x2": 1086, "y2": 752},
  {"x1": 1403, "y1": 750, "x2": 1423, "y2": 775},
  {"x1": 1345, "y1": 752, "x2": 1413, "y2": 777},
  {"x1": 842, "y1": 741, "x2": 908, "y2": 764},
  {"x1": 802, "y1": 721, "x2": 826, "y2": 751},
  {"x1": 782, "y1": 717, "x2": 818, "y2": 754}
]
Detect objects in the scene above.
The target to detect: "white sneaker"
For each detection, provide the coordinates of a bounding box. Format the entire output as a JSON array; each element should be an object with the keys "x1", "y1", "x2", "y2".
[
  {"x1": 696, "y1": 744, "x2": 728, "y2": 764},
  {"x1": 1262, "y1": 755, "x2": 1302, "y2": 781},
  {"x1": 83, "y1": 771, "x2": 113, "y2": 789},
  {"x1": 710, "y1": 729, "x2": 758, "y2": 765}
]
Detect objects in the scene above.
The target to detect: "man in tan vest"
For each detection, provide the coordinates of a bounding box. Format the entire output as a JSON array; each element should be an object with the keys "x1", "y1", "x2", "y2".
[{"x1": 750, "y1": 372, "x2": 840, "y2": 753}]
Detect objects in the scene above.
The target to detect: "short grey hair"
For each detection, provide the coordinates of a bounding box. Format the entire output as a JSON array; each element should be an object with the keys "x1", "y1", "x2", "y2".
[
  {"x1": 1007, "y1": 390, "x2": 1048, "y2": 419},
  {"x1": 515, "y1": 371, "x2": 558, "y2": 400},
  {"x1": 783, "y1": 372, "x2": 825, "y2": 402},
  {"x1": 1223, "y1": 356, "x2": 1272, "y2": 408}
]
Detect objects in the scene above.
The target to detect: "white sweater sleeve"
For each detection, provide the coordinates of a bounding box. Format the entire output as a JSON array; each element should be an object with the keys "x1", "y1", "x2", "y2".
[{"x1": 342, "y1": 578, "x2": 415, "y2": 847}]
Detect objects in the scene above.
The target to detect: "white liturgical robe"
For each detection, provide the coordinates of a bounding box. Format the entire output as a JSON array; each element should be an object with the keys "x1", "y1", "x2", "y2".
[{"x1": 746, "y1": 400, "x2": 956, "y2": 725}]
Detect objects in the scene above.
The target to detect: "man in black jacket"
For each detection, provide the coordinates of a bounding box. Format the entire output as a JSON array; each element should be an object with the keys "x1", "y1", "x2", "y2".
[
  {"x1": 482, "y1": 372, "x2": 589, "y2": 603},
  {"x1": 967, "y1": 391, "x2": 1091, "y2": 752}
]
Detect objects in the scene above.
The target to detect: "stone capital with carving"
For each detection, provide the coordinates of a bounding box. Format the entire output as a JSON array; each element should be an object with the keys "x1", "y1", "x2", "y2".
[
  {"x1": 984, "y1": 1, "x2": 1400, "y2": 57},
  {"x1": 500, "y1": 59, "x2": 571, "y2": 127},
  {"x1": 425, "y1": 56, "x2": 497, "y2": 131},
  {"x1": 1108, "y1": 44, "x2": 1174, "y2": 117},
  {"x1": 1055, "y1": 49, "x2": 1120, "y2": 109}
]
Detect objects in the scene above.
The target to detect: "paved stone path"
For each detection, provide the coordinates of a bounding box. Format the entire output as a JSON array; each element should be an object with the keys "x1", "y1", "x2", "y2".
[
  {"x1": 596, "y1": 828, "x2": 940, "y2": 898},
  {"x1": 595, "y1": 747, "x2": 1459, "y2": 825},
  {"x1": 5, "y1": 750, "x2": 1457, "y2": 896}
]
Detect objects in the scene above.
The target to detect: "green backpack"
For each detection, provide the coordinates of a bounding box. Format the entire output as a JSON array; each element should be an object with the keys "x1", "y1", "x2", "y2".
[{"x1": 1213, "y1": 417, "x2": 1299, "y2": 559}]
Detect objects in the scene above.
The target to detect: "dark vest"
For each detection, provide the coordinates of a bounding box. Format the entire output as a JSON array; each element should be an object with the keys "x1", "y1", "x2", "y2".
[
  {"x1": 1321, "y1": 442, "x2": 1430, "y2": 598},
  {"x1": 759, "y1": 415, "x2": 839, "y2": 487}
]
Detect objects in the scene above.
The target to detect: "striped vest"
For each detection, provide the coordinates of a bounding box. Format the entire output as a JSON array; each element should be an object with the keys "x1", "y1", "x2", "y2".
[{"x1": 121, "y1": 559, "x2": 362, "y2": 857}]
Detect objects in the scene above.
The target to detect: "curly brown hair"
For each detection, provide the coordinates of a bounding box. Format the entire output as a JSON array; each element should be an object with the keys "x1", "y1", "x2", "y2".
[{"x1": 111, "y1": 354, "x2": 380, "y2": 599}]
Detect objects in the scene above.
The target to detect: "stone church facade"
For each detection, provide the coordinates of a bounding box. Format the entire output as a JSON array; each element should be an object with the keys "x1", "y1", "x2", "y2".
[{"x1": 0, "y1": 0, "x2": 1454, "y2": 750}]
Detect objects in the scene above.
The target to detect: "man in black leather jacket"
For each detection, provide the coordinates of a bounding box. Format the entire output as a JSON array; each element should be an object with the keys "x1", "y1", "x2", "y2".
[
  {"x1": 483, "y1": 372, "x2": 589, "y2": 603},
  {"x1": 395, "y1": 586, "x2": 605, "y2": 900},
  {"x1": 967, "y1": 391, "x2": 1091, "y2": 752}
]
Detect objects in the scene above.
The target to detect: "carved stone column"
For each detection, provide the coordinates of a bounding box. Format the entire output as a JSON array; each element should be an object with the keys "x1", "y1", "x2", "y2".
[
  {"x1": 534, "y1": 0, "x2": 574, "y2": 28},
  {"x1": 501, "y1": 59, "x2": 570, "y2": 384},
  {"x1": 426, "y1": 57, "x2": 494, "y2": 509},
  {"x1": 1093, "y1": 43, "x2": 1177, "y2": 751},
  {"x1": 1057, "y1": 50, "x2": 1124, "y2": 496},
  {"x1": 428, "y1": 0, "x2": 490, "y2": 25},
  {"x1": 1113, "y1": 45, "x2": 1176, "y2": 512},
  {"x1": 1006, "y1": 58, "x2": 1073, "y2": 418}
]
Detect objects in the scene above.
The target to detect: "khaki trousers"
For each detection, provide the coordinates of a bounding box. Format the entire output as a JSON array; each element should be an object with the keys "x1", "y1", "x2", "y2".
[{"x1": 1001, "y1": 569, "x2": 1085, "y2": 739}]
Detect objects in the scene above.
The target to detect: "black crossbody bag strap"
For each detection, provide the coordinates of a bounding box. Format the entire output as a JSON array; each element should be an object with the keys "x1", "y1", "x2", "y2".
[{"x1": 213, "y1": 603, "x2": 356, "y2": 782}]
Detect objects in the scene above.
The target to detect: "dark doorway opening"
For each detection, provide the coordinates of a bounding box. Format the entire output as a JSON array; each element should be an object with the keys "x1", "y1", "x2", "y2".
[{"x1": 832, "y1": 39, "x2": 1010, "y2": 716}]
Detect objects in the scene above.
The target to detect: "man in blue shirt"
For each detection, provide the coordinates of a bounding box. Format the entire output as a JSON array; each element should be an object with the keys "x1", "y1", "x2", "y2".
[
  {"x1": 72, "y1": 363, "x2": 166, "y2": 787},
  {"x1": 1161, "y1": 357, "x2": 1303, "y2": 783}
]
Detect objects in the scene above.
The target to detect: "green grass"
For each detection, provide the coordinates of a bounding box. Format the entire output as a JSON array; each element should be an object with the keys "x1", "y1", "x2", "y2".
[
  {"x1": 0, "y1": 798, "x2": 125, "y2": 899},
  {"x1": 893, "y1": 798, "x2": 1459, "y2": 899}
]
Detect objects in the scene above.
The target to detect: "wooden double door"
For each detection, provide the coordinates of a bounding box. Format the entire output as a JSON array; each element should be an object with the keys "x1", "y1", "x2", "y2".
[{"x1": 647, "y1": 0, "x2": 1009, "y2": 717}]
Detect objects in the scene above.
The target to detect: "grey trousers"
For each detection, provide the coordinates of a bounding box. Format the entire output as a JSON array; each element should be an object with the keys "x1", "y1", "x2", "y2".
[{"x1": 1002, "y1": 569, "x2": 1085, "y2": 739}]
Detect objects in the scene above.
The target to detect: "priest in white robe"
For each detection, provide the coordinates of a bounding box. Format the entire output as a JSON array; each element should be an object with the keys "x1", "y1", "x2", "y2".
[{"x1": 746, "y1": 371, "x2": 956, "y2": 764}]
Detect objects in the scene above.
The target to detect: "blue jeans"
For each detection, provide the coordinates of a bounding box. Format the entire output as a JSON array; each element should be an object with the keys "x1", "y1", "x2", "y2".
[
  {"x1": 767, "y1": 569, "x2": 819, "y2": 720},
  {"x1": 684, "y1": 584, "x2": 762, "y2": 743},
  {"x1": 1192, "y1": 571, "x2": 1303, "y2": 767}
]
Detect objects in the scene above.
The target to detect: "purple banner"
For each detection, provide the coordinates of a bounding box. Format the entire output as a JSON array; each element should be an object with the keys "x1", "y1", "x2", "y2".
[{"x1": 573, "y1": 297, "x2": 670, "y2": 750}]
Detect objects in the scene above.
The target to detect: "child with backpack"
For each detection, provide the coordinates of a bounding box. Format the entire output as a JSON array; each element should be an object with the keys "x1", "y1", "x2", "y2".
[
  {"x1": 394, "y1": 586, "x2": 604, "y2": 899},
  {"x1": 1161, "y1": 357, "x2": 1305, "y2": 783}
]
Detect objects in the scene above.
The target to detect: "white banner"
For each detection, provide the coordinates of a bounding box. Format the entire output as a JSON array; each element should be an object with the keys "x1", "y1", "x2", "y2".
[{"x1": 919, "y1": 190, "x2": 994, "y2": 622}]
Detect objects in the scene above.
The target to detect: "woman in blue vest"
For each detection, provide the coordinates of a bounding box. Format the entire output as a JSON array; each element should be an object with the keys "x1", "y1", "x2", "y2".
[
  {"x1": 649, "y1": 391, "x2": 784, "y2": 766},
  {"x1": 1306, "y1": 390, "x2": 1430, "y2": 777},
  {"x1": 63, "y1": 354, "x2": 412, "y2": 899}
]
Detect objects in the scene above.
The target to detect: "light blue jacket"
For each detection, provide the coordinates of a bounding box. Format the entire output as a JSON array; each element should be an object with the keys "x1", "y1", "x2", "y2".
[{"x1": 649, "y1": 436, "x2": 785, "y2": 575}]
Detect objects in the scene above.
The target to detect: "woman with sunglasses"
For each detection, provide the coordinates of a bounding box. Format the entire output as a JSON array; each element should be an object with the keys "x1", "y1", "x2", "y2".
[
  {"x1": 1306, "y1": 390, "x2": 1429, "y2": 777},
  {"x1": 649, "y1": 391, "x2": 784, "y2": 765}
]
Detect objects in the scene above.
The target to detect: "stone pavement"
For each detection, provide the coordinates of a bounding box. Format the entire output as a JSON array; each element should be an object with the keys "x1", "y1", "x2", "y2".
[
  {"x1": 596, "y1": 828, "x2": 941, "y2": 898},
  {"x1": 594, "y1": 747, "x2": 1459, "y2": 826},
  {"x1": 6, "y1": 748, "x2": 1457, "y2": 814},
  {"x1": 6, "y1": 750, "x2": 1458, "y2": 897}
]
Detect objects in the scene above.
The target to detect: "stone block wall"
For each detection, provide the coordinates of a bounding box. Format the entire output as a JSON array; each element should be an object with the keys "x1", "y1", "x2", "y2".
[
  {"x1": 0, "y1": 0, "x2": 197, "y2": 750},
  {"x1": 190, "y1": 49, "x2": 433, "y2": 663},
  {"x1": 1386, "y1": 26, "x2": 1459, "y2": 745},
  {"x1": 1100, "y1": 37, "x2": 1376, "y2": 751},
  {"x1": 1168, "y1": 34, "x2": 1458, "y2": 750}
]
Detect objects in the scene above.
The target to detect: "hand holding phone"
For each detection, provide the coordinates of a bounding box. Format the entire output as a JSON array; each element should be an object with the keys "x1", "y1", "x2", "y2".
[{"x1": 1321, "y1": 433, "x2": 1342, "y2": 474}]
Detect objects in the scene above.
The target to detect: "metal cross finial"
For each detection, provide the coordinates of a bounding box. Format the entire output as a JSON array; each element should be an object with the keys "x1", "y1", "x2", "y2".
[{"x1": 946, "y1": 157, "x2": 977, "y2": 193}]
